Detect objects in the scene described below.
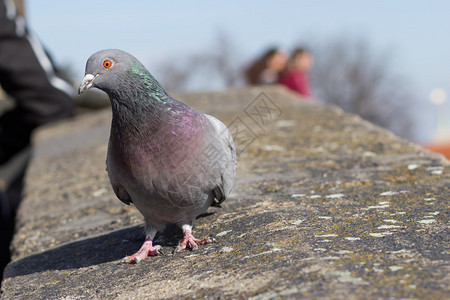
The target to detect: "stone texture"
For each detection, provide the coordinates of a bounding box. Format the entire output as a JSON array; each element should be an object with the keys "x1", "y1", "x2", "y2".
[{"x1": 1, "y1": 86, "x2": 449, "y2": 299}]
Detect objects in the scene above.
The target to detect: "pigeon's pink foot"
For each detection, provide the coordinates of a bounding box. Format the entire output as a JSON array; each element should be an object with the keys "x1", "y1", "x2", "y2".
[
  {"x1": 122, "y1": 237, "x2": 162, "y2": 263},
  {"x1": 175, "y1": 228, "x2": 211, "y2": 253}
]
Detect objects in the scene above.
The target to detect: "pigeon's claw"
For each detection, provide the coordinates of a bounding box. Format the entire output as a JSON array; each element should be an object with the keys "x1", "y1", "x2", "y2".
[
  {"x1": 122, "y1": 237, "x2": 162, "y2": 263},
  {"x1": 174, "y1": 229, "x2": 211, "y2": 253}
]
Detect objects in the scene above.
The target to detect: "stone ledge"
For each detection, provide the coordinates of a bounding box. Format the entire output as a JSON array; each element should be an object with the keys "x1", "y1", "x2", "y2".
[{"x1": 1, "y1": 86, "x2": 449, "y2": 299}]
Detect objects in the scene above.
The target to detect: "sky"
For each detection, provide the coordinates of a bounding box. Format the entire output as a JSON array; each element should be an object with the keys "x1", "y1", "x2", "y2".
[{"x1": 25, "y1": 0, "x2": 450, "y2": 142}]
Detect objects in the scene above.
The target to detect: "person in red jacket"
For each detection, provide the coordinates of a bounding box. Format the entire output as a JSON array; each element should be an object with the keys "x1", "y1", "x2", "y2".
[{"x1": 279, "y1": 48, "x2": 314, "y2": 98}]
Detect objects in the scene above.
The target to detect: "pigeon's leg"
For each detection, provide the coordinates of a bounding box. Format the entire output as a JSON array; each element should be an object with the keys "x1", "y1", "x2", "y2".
[
  {"x1": 175, "y1": 224, "x2": 211, "y2": 252},
  {"x1": 122, "y1": 235, "x2": 162, "y2": 263}
]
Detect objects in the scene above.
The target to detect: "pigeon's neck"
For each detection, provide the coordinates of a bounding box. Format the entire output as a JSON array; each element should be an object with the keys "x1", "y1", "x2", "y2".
[{"x1": 108, "y1": 65, "x2": 175, "y2": 135}]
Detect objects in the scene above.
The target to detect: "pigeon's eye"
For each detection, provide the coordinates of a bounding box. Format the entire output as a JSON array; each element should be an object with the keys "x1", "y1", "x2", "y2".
[{"x1": 103, "y1": 59, "x2": 112, "y2": 69}]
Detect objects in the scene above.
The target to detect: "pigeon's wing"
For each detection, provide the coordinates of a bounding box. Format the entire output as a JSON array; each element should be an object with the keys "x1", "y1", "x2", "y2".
[
  {"x1": 112, "y1": 184, "x2": 132, "y2": 205},
  {"x1": 205, "y1": 114, "x2": 237, "y2": 207},
  {"x1": 106, "y1": 149, "x2": 133, "y2": 206}
]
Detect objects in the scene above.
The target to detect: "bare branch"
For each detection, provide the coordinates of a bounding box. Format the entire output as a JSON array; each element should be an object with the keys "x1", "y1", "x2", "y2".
[{"x1": 309, "y1": 37, "x2": 417, "y2": 140}]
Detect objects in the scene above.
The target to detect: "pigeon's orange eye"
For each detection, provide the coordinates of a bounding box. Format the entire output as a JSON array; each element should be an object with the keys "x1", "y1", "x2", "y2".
[{"x1": 103, "y1": 59, "x2": 112, "y2": 68}]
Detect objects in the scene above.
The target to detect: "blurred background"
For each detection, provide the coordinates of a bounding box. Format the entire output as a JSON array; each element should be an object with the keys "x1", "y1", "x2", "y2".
[
  {"x1": 1, "y1": 0, "x2": 449, "y2": 282},
  {"x1": 22, "y1": 0, "x2": 450, "y2": 147}
]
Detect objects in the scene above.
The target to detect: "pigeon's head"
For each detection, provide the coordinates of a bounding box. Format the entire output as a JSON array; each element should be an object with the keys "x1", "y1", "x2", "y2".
[{"x1": 78, "y1": 49, "x2": 145, "y2": 95}]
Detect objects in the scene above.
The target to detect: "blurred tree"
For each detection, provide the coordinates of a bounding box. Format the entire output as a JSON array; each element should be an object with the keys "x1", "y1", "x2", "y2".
[
  {"x1": 206, "y1": 30, "x2": 243, "y2": 87},
  {"x1": 156, "y1": 30, "x2": 243, "y2": 93},
  {"x1": 156, "y1": 33, "x2": 417, "y2": 140},
  {"x1": 156, "y1": 59, "x2": 191, "y2": 93},
  {"x1": 308, "y1": 37, "x2": 417, "y2": 140}
]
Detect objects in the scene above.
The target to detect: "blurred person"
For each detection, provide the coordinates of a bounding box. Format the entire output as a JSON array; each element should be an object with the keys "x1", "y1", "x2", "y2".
[
  {"x1": 245, "y1": 48, "x2": 287, "y2": 85},
  {"x1": 0, "y1": 0, "x2": 74, "y2": 164},
  {"x1": 279, "y1": 48, "x2": 314, "y2": 97},
  {"x1": 0, "y1": 0, "x2": 74, "y2": 279}
]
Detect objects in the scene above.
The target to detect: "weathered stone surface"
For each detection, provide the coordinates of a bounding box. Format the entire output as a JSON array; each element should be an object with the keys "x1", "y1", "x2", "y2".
[{"x1": 1, "y1": 86, "x2": 449, "y2": 299}]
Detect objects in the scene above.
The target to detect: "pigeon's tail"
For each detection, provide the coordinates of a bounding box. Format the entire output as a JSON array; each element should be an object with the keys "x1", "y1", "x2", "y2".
[{"x1": 205, "y1": 114, "x2": 237, "y2": 208}]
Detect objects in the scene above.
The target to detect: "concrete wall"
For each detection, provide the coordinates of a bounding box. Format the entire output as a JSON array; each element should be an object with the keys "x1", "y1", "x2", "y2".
[{"x1": 1, "y1": 86, "x2": 449, "y2": 299}]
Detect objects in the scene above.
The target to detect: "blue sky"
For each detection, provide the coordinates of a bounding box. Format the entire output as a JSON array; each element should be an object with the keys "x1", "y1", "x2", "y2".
[{"x1": 26, "y1": 0, "x2": 450, "y2": 142}]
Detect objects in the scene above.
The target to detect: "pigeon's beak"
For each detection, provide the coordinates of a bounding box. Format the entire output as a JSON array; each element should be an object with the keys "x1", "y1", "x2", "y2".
[{"x1": 78, "y1": 73, "x2": 98, "y2": 95}]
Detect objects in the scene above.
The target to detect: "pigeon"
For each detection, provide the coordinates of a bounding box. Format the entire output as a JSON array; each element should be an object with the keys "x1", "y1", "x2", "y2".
[{"x1": 78, "y1": 49, "x2": 236, "y2": 263}]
